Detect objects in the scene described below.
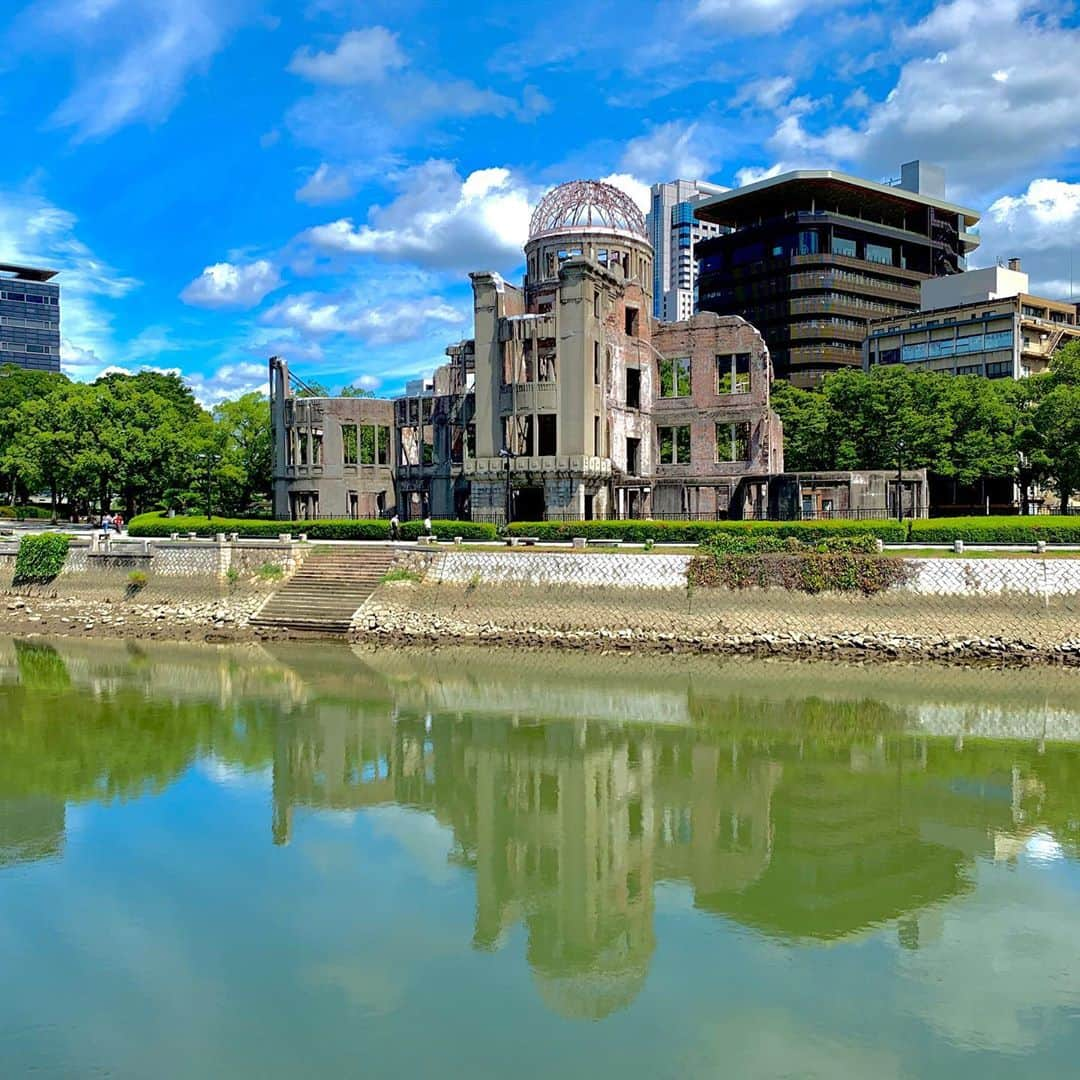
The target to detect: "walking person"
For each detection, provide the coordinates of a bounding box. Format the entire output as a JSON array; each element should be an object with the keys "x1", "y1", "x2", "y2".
[
  {"x1": 389, "y1": 511, "x2": 400, "y2": 541},
  {"x1": 101, "y1": 511, "x2": 114, "y2": 535},
  {"x1": 423, "y1": 513, "x2": 433, "y2": 538},
  {"x1": 113, "y1": 512, "x2": 125, "y2": 535}
]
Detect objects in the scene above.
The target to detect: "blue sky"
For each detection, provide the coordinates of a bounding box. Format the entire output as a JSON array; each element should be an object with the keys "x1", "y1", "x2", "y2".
[{"x1": 2, "y1": 0, "x2": 1079, "y2": 403}]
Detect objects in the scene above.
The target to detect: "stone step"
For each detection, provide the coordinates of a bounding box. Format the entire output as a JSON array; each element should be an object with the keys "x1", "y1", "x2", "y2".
[{"x1": 251, "y1": 546, "x2": 411, "y2": 633}]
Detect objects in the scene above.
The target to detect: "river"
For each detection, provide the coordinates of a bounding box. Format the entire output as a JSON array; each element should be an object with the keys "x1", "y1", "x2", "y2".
[{"x1": 2, "y1": 638, "x2": 1079, "y2": 1078}]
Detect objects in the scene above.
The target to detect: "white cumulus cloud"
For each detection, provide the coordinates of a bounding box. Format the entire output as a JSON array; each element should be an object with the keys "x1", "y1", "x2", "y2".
[
  {"x1": 767, "y1": 0, "x2": 1080, "y2": 193},
  {"x1": 304, "y1": 160, "x2": 534, "y2": 273},
  {"x1": 975, "y1": 178, "x2": 1080, "y2": 297},
  {"x1": 261, "y1": 292, "x2": 466, "y2": 347},
  {"x1": 180, "y1": 260, "x2": 282, "y2": 309},
  {"x1": 296, "y1": 164, "x2": 355, "y2": 205},
  {"x1": 287, "y1": 26, "x2": 406, "y2": 86}
]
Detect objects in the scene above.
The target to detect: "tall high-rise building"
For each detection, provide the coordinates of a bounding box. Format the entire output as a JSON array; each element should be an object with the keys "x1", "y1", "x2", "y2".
[
  {"x1": 694, "y1": 162, "x2": 981, "y2": 387},
  {"x1": 0, "y1": 263, "x2": 61, "y2": 373},
  {"x1": 646, "y1": 180, "x2": 727, "y2": 322}
]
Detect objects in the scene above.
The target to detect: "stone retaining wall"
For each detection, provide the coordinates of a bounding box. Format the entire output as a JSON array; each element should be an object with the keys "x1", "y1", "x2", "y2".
[{"x1": 430, "y1": 550, "x2": 1080, "y2": 598}]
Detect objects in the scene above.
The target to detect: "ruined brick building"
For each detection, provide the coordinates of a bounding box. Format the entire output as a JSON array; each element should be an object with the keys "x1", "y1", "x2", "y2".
[{"x1": 270, "y1": 180, "x2": 924, "y2": 522}]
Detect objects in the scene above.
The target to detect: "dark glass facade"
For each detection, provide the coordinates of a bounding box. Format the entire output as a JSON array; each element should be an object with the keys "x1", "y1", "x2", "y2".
[
  {"x1": 0, "y1": 265, "x2": 61, "y2": 373},
  {"x1": 695, "y1": 176, "x2": 979, "y2": 387}
]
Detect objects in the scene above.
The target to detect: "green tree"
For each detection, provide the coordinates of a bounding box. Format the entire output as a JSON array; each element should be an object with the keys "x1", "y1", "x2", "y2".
[{"x1": 212, "y1": 392, "x2": 272, "y2": 515}]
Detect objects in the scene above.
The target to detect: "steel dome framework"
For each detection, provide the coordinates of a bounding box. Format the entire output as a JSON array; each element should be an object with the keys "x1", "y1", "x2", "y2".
[{"x1": 528, "y1": 180, "x2": 647, "y2": 240}]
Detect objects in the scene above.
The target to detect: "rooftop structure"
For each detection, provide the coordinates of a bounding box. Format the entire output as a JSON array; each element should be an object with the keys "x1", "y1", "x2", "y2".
[{"x1": 694, "y1": 162, "x2": 981, "y2": 387}]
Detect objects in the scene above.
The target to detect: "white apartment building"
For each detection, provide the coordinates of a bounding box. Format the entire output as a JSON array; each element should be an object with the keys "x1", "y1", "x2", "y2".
[{"x1": 646, "y1": 179, "x2": 726, "y2": 322}]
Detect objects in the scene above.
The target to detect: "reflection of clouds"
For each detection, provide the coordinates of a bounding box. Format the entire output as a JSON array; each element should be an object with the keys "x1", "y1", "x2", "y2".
[
  {"x1": 686, "y1": 1010, "x2": 904, "y2": 1079},
  {"x1": 197, "y1": 757, "x2": 272, "y2": 790},
  {"x1": 307, "y1": 960, "x2": 409, "y2": 1017},
  {"x1": 366, "y1": 806, "x2": 457, "y2": 885},
  {"x1": 895, "y1": 863, "x2": 1080, "y2": 1052}
]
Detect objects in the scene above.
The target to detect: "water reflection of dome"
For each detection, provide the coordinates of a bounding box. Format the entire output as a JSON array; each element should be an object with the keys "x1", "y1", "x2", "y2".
[{"x1": 532, "y1": 960, "x2": 649, "y2": 1021}]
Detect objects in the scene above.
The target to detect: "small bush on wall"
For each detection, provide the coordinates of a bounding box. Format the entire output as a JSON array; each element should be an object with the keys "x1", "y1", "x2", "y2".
[
  {"x1": 687, "y1": 552, "x2": 915, "y2": 595},
  {"x1": 13, "y1": 533, "x2": 70, "y2": 586}
]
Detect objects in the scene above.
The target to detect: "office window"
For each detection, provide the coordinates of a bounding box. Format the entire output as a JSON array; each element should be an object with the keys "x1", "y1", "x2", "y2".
[
  {"x1": 866, "y1": 243, "x2": 893, "y2": 266},
  {"x1": 717, "y1": 353, "x2": 751, "y2": 394},
  {"x1": 658, "y1": 425, "x2": 691, "y2": 464},
  {"x1": 659, "y1": 357, "x2": 691, "y2": 398},
  {"x1": 717, "y1": 422, "x2": 751, "y2": 463},
  {"x1": 986, "y1": 361, "x2": 1014, "y2": 379},
  {"x1": 342, "y1": 424, "x2": 358, "y2": 465},
  {"x1": 832, "y1": 235, "x2": 857, "y2": 258}
]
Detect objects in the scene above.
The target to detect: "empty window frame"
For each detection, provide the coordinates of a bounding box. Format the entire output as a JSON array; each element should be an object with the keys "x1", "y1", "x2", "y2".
[
  {"x1": 659, "y1": 357, "x2": 691, "y2": 398},
  {"x1": 377, "y1": 426, "x2": 391, "y2": 465},
  {"x1": 658, "y1": 425, "x2": 691, "y2": 464},
  {"x1": 538, "y1": 414, "x2": 557, "y2": 455},
  {"x1": 626, "y1": 436, "x2": 641, "y2": 475},
  {"x1": 626, "y1": 367, "x2": 641, "y2": 409},
  {"x1": 717, "y1": 353, "x2": 751, "y2": 395},
  {"x1": 360, "y1": 426, "x2": 376, "y2": 465},
  {"x1": 504, "y1": 414, "x2": 534, "y2": 456},
  {"x1": 594, "y1": 341, "x2": 601, "y2": 385},
  {"x1": 716, "y1": 422, "x2": 751, "y2": 462},
  {"x1": 625, "y1": 307, "x2": 640, "y2": 336},
  {"x1": 342, "y1": 424, "x2": 358, "y2": 465}
]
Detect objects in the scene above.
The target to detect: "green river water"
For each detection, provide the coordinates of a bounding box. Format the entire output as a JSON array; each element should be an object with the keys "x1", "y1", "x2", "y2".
[{"x1": 2, "y1": 637, "x2": 1080, "y2": 1078}]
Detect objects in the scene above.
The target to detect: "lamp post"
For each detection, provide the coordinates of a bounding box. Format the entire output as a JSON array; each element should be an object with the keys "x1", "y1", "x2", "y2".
[
  {"x1": 499, "y1": 448, "x2": 514, "y2": 526},
  {"x1": 195, "y1": 449, "x2": 220, "y2": 520},
  {"x1": 895, "y1": 437, "x2": 906, "y2": 524}
]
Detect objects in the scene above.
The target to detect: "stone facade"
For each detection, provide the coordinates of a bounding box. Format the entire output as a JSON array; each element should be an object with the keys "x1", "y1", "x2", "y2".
[
  {"x1": 463, "y1": 181, "x2": 783, "y2": 522},
  {"x1": 270, "y1": 357, "x2": 395, "y2": 520}
]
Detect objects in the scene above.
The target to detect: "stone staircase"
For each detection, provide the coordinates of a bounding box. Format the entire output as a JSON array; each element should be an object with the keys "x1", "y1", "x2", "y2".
[{"x1": 250, "y1": 546, "x2": 400, "y2": 634}]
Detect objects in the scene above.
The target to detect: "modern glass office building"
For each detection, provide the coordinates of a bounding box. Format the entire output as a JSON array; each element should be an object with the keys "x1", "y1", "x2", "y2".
[
  {"x1": 693, "y1": 163, "x2": 981, "y2": 387},
  {"x1": 0, "y1": 263, "x2": 61, "y2": 373}
]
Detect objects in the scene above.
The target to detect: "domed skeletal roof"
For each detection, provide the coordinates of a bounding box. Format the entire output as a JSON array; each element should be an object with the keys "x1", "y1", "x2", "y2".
[{"x1": 528, "y1": 180, "x2": 647, "y2": 241}]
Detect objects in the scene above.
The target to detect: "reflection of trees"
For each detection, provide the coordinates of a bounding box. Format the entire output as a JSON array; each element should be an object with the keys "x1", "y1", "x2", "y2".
[{"x1": 6, "y1": 639, "x2": 1080, "y2": 1021}]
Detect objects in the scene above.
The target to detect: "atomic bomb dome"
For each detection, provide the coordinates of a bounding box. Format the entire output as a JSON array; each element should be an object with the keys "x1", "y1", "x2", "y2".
[{"x1": 528, "y1": 179, "x2": 647, "y2": 241}]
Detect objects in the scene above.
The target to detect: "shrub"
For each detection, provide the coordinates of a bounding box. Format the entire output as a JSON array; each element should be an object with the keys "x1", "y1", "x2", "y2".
[
  {"x1": 688, "y1": 551, "x2": 914, "y2": 595},
  {"x1": 506, "y1": 518, "x2": 907, "y2": 545},
  {"x1": 13, "y1": 533, "x2": 70, "y2": 586},
  {"x1": 399, "y1": 520, "x2": 497, "y2": 541},
  {"x1": 0, "y1": 506, "x2": 15, "y2": 519},
  {"x1": 127, "y1": 513, "x2": 498, "y2": 542},
  {"x1": 380, "y1": 567, "x2": 423, "y2": 584},
  {"x1": 256, "y1": 562, "x2": 285, "y2": 582},
  {"x1": 701, "y1": 532, "x2": 881, "y2": 556},
  {"x1": 910, "y1": 516, "x2": 1080, "y2": 544},
  {"x1": 127, "y1": 569, "x2": 148, "y2": 590}
]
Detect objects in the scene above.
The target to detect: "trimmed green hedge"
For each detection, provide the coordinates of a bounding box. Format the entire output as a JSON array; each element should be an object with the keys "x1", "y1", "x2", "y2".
[
  {"x1": 506, "y1": 519, "x2": 908, "y2": 544},
  {"x1": 128, "y1": 513, "x2": 497, "y2": 542},
  {"x1": 910, "y1": 516, "x2": 1080, "y2": 544},
  {"x1": 13, "y1": 533, "x2": 70, "y2": 586}
]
